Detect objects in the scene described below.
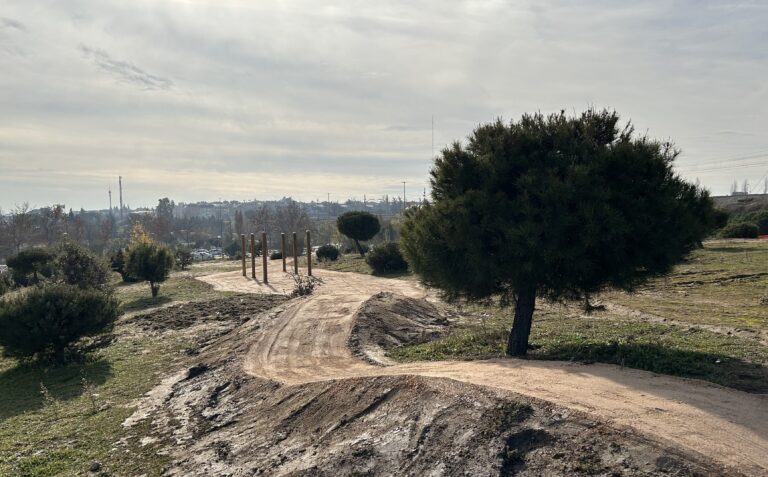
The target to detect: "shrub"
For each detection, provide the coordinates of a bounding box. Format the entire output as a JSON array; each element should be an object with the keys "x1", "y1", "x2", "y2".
[
  {"x1": 270, "y1": 251, "x2": 283, "y2": 260},
  {"x1": 7, "y1": 248, "x2": 55, "y2": 286},
  {"x1": 0, "y1": 272, "x2": 13, "y2": 296},
  {"x1": 316, "y1": 244, "x2": 340, "y2": 262},
  {"x1": 720, "y1": 222, "x2": 759, "y2": 239},
  {"x1": 0, "y1": 284, "x2": 118, "y2": 363},
  {"x1": 176, "y1": 248, "x2": 193, "y2": 270},
  {"x1": 289, "y1": 273, "x2": 321, "y2": 297},
  {"x1": 366, "y1": 242, "x2": 408, "y2": 274},
  {"x1": 337, "y1": 211, "x2": 381, "y2": 256},
  {"x1": 741, "y1": 210, "x2": 768, "y2": 235},
  {"x1": 110, "y1": 249, "x2": 127, "y2": 281},
  {"x1": 125, "y1": 240, "x2": 175, "y2": 297},
  {"x1": 54, "y1": 241, "x2": 110, "y2": 290}
]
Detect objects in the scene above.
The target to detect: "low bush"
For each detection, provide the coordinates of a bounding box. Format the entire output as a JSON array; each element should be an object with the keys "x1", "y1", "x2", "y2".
[
  {"x1": 54, "y1": 241, "x2": 110, "y2": 290},
  {"x1": 720, "y1": 222, "x2": 759, "y2": 239},
  {"x1": 740, "y1": 210, "x2": 768, "y2": 234},
  {"x1": 0, "y1": 284, "x2": 118, "y2": 363},
  {"x1": 125, "y1": 241, "x2": 175, "y2": 297},
  {"x1": 176, "y1": 248, "x2": 193, "y2": 270},
  {"x1": 270, "y1": 251, "x2": 283, "y2": 260},
  {"x1": 316, "y1": 244, "x2": 340, "y2": 262},
  {"x1": 290, "y1": 273, "x2": 321, "y2": 297},
  {"x1": 7, "y1": 248, "x2": 55, "y2": 286},
  {"x1": 365, "y1": 242, "x2": 408, "y2": 274}
]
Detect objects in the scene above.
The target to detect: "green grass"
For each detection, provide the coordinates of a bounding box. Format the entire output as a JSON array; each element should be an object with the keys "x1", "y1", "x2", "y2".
[
  {"x1": 0, "y1": 322, "x2": 191, "y2": 476},
  {"x1": 603, "y1": 240, "x2": 768, "y2": 332},
  {"x1": 114, "y1": 272, "x2": 236, "y2": 314},
  {"x1": 390, "y1": 299, "x2": 768, "y2": 393}
]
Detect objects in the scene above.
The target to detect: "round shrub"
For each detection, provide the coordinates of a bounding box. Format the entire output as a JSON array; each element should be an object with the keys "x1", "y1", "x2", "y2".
[
  {"x1": 7, "y1": 248, "x2": 55, "y2": 286},
  {"x1": 316, "y1": 244, "x2": 340, "y2": 262},
  {"x1": 54, "y1": 241, "x2": 110, "y2": 290},
  {"x1": 720, "y1": 222, "x2": 759, "y2": 239},
  {"x1": 125, "y1": 241, "x2": 175, "y2": 297},
  {"x1": 270, "y1": 251, "x2": 283, "y2": 260},
  {"x1": 0, "y1": 284, "x2": 118, "y2": 363},
  {"x1": 337, "y1": 211, "x2": 381, "y2": 256},
  {"x1": 366, "y1": 242, "x2": 408, "y2": 274}
]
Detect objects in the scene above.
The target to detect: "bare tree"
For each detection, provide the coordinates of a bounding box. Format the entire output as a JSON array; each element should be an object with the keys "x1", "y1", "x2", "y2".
[{"x1": 9, "y1": 203, "x2": 33, "y2": 252}]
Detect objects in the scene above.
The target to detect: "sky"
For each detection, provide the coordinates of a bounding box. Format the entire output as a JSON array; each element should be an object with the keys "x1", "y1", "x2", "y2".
[{"x1": 1, "y1": 0, "x2": 767, "y2": 211}]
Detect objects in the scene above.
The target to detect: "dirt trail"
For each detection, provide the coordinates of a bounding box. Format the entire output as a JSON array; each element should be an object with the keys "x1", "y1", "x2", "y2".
[{"x1": 199, "y1": 263, "x2": 768, "y2": 476}]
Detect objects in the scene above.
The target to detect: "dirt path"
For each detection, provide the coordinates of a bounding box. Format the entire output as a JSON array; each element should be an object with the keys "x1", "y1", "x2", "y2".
[{"x1": 198, "y1": 263, "x2": 768, "y2": 476}]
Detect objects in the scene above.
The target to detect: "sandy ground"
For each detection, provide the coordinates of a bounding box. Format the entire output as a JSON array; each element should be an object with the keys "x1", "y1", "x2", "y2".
[{"x1": 198, "y1": 261, "x2": 768, "y2": 476}]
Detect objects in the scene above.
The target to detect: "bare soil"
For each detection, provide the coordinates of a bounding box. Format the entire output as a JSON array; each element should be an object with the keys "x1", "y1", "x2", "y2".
[
  {"x1": 125, "y1": 263, "x2": 768, "y2": 476},
  {"x1": 126, "y1": 295, "x2": 725, "y2": 476},
  {"x1": 348, "y1": 291, "x2": 452, "y2": 365}
]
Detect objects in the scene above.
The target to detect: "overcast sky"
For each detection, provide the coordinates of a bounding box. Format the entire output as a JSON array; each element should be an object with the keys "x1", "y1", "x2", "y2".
[{"x1": 1, "y1": 0, "x2": 767, "y2": 211}]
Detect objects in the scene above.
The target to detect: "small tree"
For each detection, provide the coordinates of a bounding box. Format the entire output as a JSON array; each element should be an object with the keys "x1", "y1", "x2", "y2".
[
  {"x1": 6, "y1": 248, "x2": 55, "y2": 286},
  {"x1": 176, "y1": 247, "x2": 193, "y2": 271},
  {"x1": 402, "y1": 109, "x2": 716, "y2": 356},
  {"x1": 54, "y1": 241, "x2": 110, "y2": 290},
  {"x1": 316, "y1": 244, "x2": 340, "y2": 262},
  {"x1": 125, "y1": 239, "x2": 175, "y2": 298},
  {"x1": 0, "y1": 284, "x2": 118, "y2": 364},
  {"x1": 337, "y1": 211, "x2": 381, "y2": 256},
  {"x1": 110, "y1": 249, "x2": 128, "y2": 281}
]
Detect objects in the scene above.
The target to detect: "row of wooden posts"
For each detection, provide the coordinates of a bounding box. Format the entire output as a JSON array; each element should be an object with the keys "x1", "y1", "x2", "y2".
[{"x1": 240, "y1": 230, "x2": 312, "y2": 284}]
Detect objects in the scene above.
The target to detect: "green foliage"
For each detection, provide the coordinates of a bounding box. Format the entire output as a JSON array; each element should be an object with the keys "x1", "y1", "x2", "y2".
[
  {"x1": 401, "y1": 109, "x2": 715, "y2": 355},
  {"x1": 337, "y1": 211, "x2": 381, "y2": 255},
  {"x1": 270, "y1": 251, "x2": 283, "y2": 260},
  {"x1": 224, "y1": 241, "x2": 241, "y2": 259},
  {"x1": 6, "y1": 248, "x2": 55, "y2": 286},
  {"x1": 366, "y1": 242, "x2": 408, "y2": 274},
  {"x1": 110, "y1": 249, "x2": 127, "y2": 281},
  {"x1": 0, "y1": 272, "x2": 13, "y2": 296},
  {"x1": 54, "y1": 241, "x2": 110, "y2": 290},
  {"x1": 738, "y1": 210, "x2": 768, "y2": 235},
  {"x1": 125, "y1": 241, "x2": 175, "y2": 298},
  {"x1": 712, "y1": 209, "x2": 729, "y2": 231},
  {"x1": 719, "y1": 222, "x2": 759, "y2": 239},
  {"x1": 175, "y1": 248, "x2": 193, "y2": 271},
  {"x1": 316, "y1": 244, "x2": 340, "y2": 262},
  {"x1": 0, "y1": 284, "x2": 118, "y2": 363}
]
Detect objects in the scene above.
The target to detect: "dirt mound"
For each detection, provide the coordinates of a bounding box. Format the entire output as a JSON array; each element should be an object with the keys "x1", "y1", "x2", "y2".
[
  {"x1": 127, "y1": 294, "x2": 288, "y2": 332},
  {"x1": 349, "y1": 292, "x2": 451, "y2": 365},
  {"x1": 124, "y1": 294, "x2": 731, "y2": 477}
]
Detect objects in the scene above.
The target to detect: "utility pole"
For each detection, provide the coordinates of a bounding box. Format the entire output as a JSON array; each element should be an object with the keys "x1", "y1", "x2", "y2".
[
  {"x1": 431, "y1": 114, "x2": 434, "y2": 158},
  {"x1": 118, "y1": 176, "x2": 124, "y2": 218},
  {"x1": 402, "y1": 181, "x2": 407, "y2": 213},
  {"x1": 108, "y1": 187, "x2": 112, "y2": 212}
]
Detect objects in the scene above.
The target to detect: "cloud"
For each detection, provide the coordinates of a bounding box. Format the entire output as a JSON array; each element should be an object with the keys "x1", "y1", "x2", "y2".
[
  {"x1": 79, "y1": 44, "x2": 173, "y2": 91},
  {"x1": 0, "y1": 17, "x2": 26, "y2": 31}
]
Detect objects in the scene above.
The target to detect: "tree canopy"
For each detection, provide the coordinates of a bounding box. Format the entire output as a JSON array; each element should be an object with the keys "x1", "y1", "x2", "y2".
[
  {"x1": 401, "y1": 109, "x2": 716, "y2": 356},
  {"x1": 125, "y1": 227, "x2": 175, "y2": 297},
  {"x1": 337, "y1": 211, "x2": 381, "y2": 256}
]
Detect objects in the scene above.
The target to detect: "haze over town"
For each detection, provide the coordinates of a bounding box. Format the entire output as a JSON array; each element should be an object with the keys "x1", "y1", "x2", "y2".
[{"x1": 2, "y1": 0, "x2": 768, "y2": 210}]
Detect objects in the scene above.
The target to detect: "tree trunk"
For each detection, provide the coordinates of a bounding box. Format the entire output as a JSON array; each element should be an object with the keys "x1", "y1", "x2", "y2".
[
  {"x1": 355, "y1": 239, "x2": 364, "y2": 257},
  {"x1": 150, "y1": 281, "x2": 159, "y2": 298},
  {"x1": 506, "y1": 286, "x2": 537, "y2": 356}
]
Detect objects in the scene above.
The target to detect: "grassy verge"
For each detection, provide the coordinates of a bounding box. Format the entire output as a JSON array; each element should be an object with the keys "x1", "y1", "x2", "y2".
[
  {"x1": 390, "y1": 302, "x2": 768, "y2": 393},
  {"x1": 0, "y1": 322, "x2": 189, "y2": 476},
  {"x1": 602, "y1": 240, "x2": 768, "y2": 332}
]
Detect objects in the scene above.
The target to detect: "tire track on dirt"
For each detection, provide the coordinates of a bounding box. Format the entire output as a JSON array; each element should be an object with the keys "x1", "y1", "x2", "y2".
[{"x1": 198, "y1": 264, "x2": 768, "y2": 475}]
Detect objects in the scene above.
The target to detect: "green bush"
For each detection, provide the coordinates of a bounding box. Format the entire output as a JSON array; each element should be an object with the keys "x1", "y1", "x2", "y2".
[
  {"x1": 6, "y1": 248, "x2": 55, "y2": 286},
  {"x1": 125, "y1": 241, "x2": 175, "y2": 297},
  {"x1": 740, "y1": 210, "x2": 768, "y2": 235},
  {"x1": 0, "y1": 284, "x2": 118, "y2": 363},
  {"x1": 54, "y1": 241, "x2": 110, "y2": 290},
  {"x1": 270, "y1": 251, "x2": 283, "y2": 260},
  {"x1": 366, "y1": 242, "x2": 408, "y2": 274},
  {"x1": 316, "y1": 244, "x2": 340, "y2": 261},
  {"x1": 176, "y1": 248, "x2": 193, "y2": 270},
  {"x1": 720, "y1": 222, "x2": 759, "y2": 239}
]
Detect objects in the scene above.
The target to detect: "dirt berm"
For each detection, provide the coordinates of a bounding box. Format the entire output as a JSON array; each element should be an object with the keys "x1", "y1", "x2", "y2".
[
  {"x1": 348, "y1": 291, "x2": 452, "y2": 365},
  {"x1": 125, "y1": 295, "x2": 730, "y2": 476}
]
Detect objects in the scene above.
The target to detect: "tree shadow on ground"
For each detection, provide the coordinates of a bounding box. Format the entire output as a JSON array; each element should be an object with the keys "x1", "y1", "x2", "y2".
[
  {"x1": 0, "y1": 358, "x2": 113, "y2": 421},
  {"x1": 703, "y1": 246, "x2": 767, "y2": 254},
  {"x1": 530, "y1": 341, "x2": 768, "y2": 393},
  {"x1": 119, "y1": 295, "x2": 172, "y2": 314}
]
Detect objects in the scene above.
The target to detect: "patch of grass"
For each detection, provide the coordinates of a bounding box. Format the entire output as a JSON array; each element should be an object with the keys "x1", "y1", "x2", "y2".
[
  {"x1": 603, "y1": 240, "x2": 768, "y2": 332},
  {"x1": 115, "y1": 274, "x2": 235, "y2": 314},
  {"x1": 0, "y1": 323, "x2": 187, "y2": 476},
  {"x1": 389, "y1": 303, "x2": 768, "y2": 393}
]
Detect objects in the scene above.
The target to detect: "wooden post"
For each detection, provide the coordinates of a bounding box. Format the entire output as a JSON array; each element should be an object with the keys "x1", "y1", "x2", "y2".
[
  {"x1": 306, "y1": 230, "x2": 312, "y2": 276},
  {"x1": 250, "y1": 233, "x2": 256, "y2": 279},
  {"x1": 262, "y1": 231, "x2": 268, "y2": 284},
  {"x1": 292, "y1": 232, "x2": 298, "y2": 274},
  {"x1": 240, "y1": 234, "x2": 246, "y2": 277},
  {"x1": 281, "y1": 233, "x2": 287, "y2": 272}
]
